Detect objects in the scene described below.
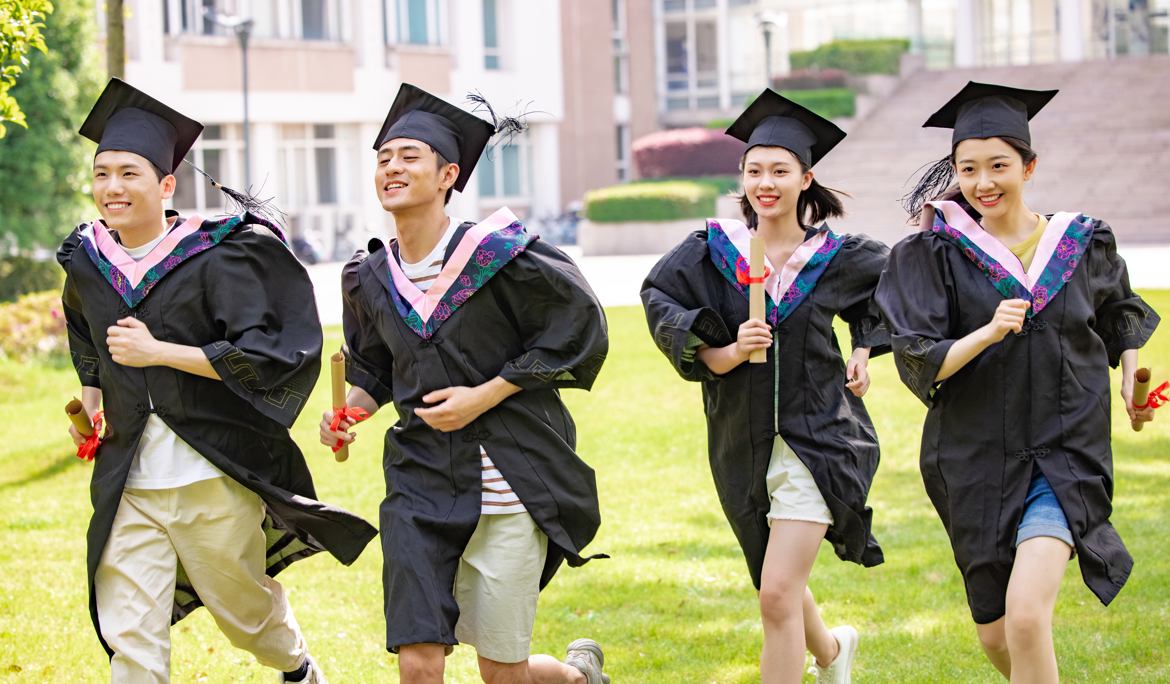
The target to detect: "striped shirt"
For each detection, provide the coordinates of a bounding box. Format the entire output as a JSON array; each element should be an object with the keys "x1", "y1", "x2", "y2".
[{"x1": 400, "y1": 219, "x2": 526, "y2": 515}]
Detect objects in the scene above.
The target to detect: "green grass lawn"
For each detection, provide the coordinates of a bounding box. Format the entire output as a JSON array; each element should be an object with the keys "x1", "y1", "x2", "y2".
[{"x1": 2, "y1": 296, "x2": 1170, "y2": 682}]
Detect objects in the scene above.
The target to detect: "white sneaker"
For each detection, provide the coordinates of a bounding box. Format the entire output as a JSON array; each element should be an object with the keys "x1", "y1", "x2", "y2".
[
  {"x1": 810, "y1": 625, "x2": 858, "y2": 684},
  {"x1": 565, "y1": 638, "x2": 611, "y2": 684},
  {"x1": 277, "y1": 655, "x2": 327, "y2": 684}
]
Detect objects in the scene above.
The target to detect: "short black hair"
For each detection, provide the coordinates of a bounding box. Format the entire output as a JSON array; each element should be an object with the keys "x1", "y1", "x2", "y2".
[
  {"x1": 149, "y1": 160, "x2": 170, "y2": 182},
  {"x1": 429, "y1": 145, "x2": 454, "y2": 206}
]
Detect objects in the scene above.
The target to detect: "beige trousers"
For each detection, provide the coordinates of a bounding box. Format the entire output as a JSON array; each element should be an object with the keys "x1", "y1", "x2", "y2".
[
  {"x1": 95, "y1": 476, "x2": 306, "y2": 683},
  {"x1": 453, "y1": 512, "x2": 548, "y2": 663}
]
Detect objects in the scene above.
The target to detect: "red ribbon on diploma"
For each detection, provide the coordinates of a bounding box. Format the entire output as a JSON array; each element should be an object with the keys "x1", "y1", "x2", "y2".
[
  {"x1": 78, "y1": 411, "x2": 105, "y2": 462},
  {"x1": 1135, "y1": 381, "x2": 1170, "y2": 410},
  {"x1": 737, "y1": 265, "x2": 772, "y2": 286},
  {"x1": 330, "y1": 405, "x2": 369, "y2": 453}
]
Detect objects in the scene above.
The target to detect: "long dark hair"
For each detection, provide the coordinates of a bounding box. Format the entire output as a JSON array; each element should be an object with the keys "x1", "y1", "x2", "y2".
[
  {"x1": 902, "y1": 136, "x2": 1038, "y2": 223},
  {"x1": 733, "y1": 148, "x2": 848, "y2": 228}
]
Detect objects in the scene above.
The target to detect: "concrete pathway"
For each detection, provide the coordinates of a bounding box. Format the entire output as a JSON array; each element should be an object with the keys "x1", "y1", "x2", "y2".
[{"x1": 307, "y1": 244, "x2": 1170, "y2": 327}]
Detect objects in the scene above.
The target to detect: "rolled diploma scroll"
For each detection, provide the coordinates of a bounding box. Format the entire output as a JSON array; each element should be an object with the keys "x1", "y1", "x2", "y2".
[
  {"x1": 1132, "y1": 367, "x2": 1152, "y2": 432},
  {"x1": 749, "y1": 236, "x2": 767, "y2": 364},
  {"x1": 66, "y1": 397, "x2": 94, "y2": 437},
  {"x1": 331, "y1": 352, "x2": 350, "y2": 462}
]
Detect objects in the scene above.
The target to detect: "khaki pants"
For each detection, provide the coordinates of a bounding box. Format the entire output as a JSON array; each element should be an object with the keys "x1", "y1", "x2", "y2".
[
  {"x1": 453, "y1": 513, "x2": 548, "y2": 663},
  {"x1": 95, "y1": 477, "x2": 306, "y2": 683}
]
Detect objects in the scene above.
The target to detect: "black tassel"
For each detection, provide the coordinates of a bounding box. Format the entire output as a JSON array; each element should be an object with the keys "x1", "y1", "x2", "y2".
[
  {"x1": 182, "y1": 159, "x2": 288, "y2": 231},
  {"x1": 900, "y1": 156, "x2": 956, "y2": 223},
  {"x1": 466, "y1": 91, "x2": 536, "y2": 157}
]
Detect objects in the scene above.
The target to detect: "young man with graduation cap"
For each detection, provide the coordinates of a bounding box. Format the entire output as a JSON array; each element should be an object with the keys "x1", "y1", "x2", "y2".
[
  {"x1": 59, "y1": 78, "x2": 377, "y2": 683},
  {"x1": 641, "y1": 89, "x2": 890, "y2": 684},
  {"x1": 318, "y1": 83, "x2": 610, "y2": 684},
  {"x1": 877, "y1": 82, "x2": 1158, "y2": 682}
]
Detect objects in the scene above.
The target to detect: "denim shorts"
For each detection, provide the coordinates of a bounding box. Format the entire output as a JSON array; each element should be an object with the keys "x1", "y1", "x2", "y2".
[{"x1": 1015, "y1": 468, "x2": 1074, "y2": 548}]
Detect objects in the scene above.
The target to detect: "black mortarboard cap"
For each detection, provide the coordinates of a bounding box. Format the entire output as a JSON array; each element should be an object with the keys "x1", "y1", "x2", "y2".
[
  {"x1": 79, "y1": 78, "x2": 204, "y2": 175},
  {"x1": 724, "y1": 89, "x2": 846, "y2": 167},
  {"x1": 373, "y1": 83, "x2": 496, "y2": 193},
  {"x1": 924, "y1": 81, "x2": 1058, "y2": 146}
]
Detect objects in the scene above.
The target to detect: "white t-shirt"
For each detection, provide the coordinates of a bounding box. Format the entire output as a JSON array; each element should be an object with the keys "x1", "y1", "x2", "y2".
[
  {"x1": 121, "y1": 229, "x2": 226, "y2": 490},
  {"x1": 400, "y1": 218, "x2": 525, "y2": 515}
]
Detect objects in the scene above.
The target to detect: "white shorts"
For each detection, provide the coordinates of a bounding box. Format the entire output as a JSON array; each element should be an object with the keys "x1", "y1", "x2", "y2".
[
  {"x1": 766, "y1": 437, "x2": 834, "y2": 526},
  {"x1": 453, "y1": 512, "x2": 548, "y2": 663}
]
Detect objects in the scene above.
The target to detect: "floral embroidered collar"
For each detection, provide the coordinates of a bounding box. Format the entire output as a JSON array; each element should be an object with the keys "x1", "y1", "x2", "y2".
[
  {"x1": 921, "y1": 201, "x2": 1094, "y2": 316},
  {"x1": 706, "y1": 218, "x2": 844, "y2": 327},
  {"x1": 382, "y1": 207, "x2": 535, "y2": 339},
  {"x1": 78, "y1": 213, "x2": 281, "y2": 309}
]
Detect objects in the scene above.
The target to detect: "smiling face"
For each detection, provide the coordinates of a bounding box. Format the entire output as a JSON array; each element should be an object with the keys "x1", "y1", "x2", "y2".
[
  {"x1": 953, "y1": 137, "x2": 1036, "y2": 221},
  {"x1": 742, "y1": 145, "x2": 813, "y2": 224},
  {"x1": 92, "y1": 150, "x2": 175, "y2": 233},
  {"x1": 375, "y1": 138, "x2": 459, "y2": 214}
]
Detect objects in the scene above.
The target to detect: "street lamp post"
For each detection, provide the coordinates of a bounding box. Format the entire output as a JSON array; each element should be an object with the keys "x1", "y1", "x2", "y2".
[
  {"x1": 203, "y1": 9, "x2": 255, "y2": 188},
  {"x1": 755, "y1": 12, "x2": 781, "y2": 89}
]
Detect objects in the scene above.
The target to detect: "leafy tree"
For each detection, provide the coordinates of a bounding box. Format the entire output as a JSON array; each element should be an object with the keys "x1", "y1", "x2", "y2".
[
  {"x1": 0, "y1": 0, "x2": 52, "y2": 137},
  {"x1": 0, "y1": 0, "x2": 101, "y2": 250}
]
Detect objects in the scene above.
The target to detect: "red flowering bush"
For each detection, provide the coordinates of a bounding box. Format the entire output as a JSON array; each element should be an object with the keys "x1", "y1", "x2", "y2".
[
  {"x1": 632, "y1": 128, "x2": 746, "y2": 179},
  {"x1": 0, "y1": 291, "x2": 68, "y2": 361}
]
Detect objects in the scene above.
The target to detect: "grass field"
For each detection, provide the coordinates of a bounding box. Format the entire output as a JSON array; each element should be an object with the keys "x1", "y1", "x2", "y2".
[{"x1": 2, "y1": 296, "x2": 1170, "y2": 683}]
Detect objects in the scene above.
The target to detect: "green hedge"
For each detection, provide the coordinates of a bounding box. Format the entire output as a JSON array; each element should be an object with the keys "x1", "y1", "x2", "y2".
[
  {"x1": 706, "y1": 88, "x2": 855, "y2": 127},
  {"x1": 583, "y1": 180, "x2": 720, "y2": 223},
  {"x1": 790, "y1": 39, "x2": 910, "y2": 75},
  {"x1": 0, "y1": 256, "x2": 65, "y2": 303}
]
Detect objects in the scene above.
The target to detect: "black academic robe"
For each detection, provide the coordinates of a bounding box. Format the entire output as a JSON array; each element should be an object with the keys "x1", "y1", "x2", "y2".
[
  {"x1": 875, "y1": 215, "x2": 1158, "y2": 624},
  {"x1": 641, "y1": 225, "x2": 890, "y2": 589},
  {"x1": 341, "y1": 219, "x2": 608, "y2": 653},
  {"x1": 58, "y1": 212, "x2": 378, "y2": 657}
]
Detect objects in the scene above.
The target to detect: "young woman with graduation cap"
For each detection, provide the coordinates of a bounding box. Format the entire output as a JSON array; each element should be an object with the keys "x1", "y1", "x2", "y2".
[
  {"x1": 876, "y1": 82, "x2": 1159, "y2": 682},
  {"x1": 641, "y1": 90, "x2": 891, "y2": 684},
  {"x1": 319, "y1": 84, "x2": 611, "y2": 684},
  {"x1": 60, "y1": 78, "x2": 378, "y2": 683}
]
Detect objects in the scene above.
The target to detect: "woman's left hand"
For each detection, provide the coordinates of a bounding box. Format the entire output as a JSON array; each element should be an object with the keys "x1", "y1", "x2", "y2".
[
  {"x1": 1122, "y1": 382, "x2": 1156, "y2": 427},
  {"x1": 845, "y1": 349, "x2": 871, "y2": 398}
]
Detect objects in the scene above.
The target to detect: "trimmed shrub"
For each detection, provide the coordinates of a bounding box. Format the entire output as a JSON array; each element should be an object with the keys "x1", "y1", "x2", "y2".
[
  {"x1": 583, "y1": 181, "x2": 718, "y2": 223},
  {"x1": 705, "y1": 88, "x2": 855, "y2": 128},
  {"x1": 0, "y1": 256, "x2": 65, "y2": 303},
  {"x1": 782, "y1": 88, "x2": 856, "y2": 119},
  {"x1": 0, "y1": 291, "x2": 68, "y2": 361},
  {"x1": 632, "y1": 127, "x2": 747, "y2": 180},
  {"x1": 790, "y1": 39, "x2": 910, "y2": 75},
  {"x1": 772, "y1": 68, "x2": 848, "y2": 91}
]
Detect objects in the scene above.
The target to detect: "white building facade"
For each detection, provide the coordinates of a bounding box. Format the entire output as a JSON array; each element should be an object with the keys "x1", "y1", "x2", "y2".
[
  {"x1": 653, "y1": 0, "x2": 1168, "y2": 126},
  {"x1": 109, "y1": 0, "x2": 567, "y2": 260}
]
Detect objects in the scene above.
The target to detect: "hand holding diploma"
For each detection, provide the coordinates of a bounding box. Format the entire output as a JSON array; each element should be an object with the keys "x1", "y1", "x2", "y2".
[
  {"x1": 66, "y1": 397, "x2": 104, "y2": 461},
  {"x1": 1129, "y1": 367, "x2": 1165, "y2": 432},
  {"x1": 322, "y1": 352, "x2": 369, "y2": 462},
  {"x1": 748, "y1": 236, "x2": 767, "y2": 363}
]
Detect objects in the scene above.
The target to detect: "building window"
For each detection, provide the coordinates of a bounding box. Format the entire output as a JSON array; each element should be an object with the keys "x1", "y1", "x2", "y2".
[
  {"x1": 170, "y1": 124, "x2": 243, "y2": 215},
  {"x1": 660, "y1": 1, "x2": 722, "y2": 111},
  {"x1": 616, "y1": 124, "x2": 630, "y2": 182},
  {"x1": 476, "y1": 135, "x2": 532, "y2": 200},
  {"x1": 169, "y1": 0, "x2": 344, "y2": 41},
  {"x1": 612, "y1": 0, "x2": 628, "y2": 93},
  {"x1": 397, "y1": 0, "x2": 442, "y2": 45},
  {"x1": 276, "y1": 124, "x2": 362, "y2": 261},
  {"x1": 483, "y1": 0, "x2": 500, "y2": 68},
  {"x1": 302, "y1": 0, "x2": 326, "y2": 39}
]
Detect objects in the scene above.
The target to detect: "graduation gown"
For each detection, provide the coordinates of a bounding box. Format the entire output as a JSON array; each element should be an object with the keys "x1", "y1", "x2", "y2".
[
  {"x1": 641, "y1": 218, "x2": 890, "y2": 589},
  {"x1": 875, "y1": 201, "x2": 1159, "y2": 624},
  {"x1": 341, "y1": 208, "x2": 608, "y2": 652},
  {"x1": 58, "y1": 211, "x2": 378, "y2": 656}
]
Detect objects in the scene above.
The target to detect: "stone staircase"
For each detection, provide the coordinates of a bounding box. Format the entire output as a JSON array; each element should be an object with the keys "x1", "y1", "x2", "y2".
[{"x1": 815, "y1": 55, "x2": 1170, "y2": 247}]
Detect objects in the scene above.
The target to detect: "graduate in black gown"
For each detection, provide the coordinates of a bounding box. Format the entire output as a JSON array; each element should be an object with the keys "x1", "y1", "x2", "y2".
[
  {"x1": 875, "y1": 82, "x2": 1158, "y2": 683},
  {"x1": 641, "y1": 90, "x2": 890, "y2": 684},
  {"x1": 318, "y1": 84, "x2": 610, "y2": 684},
  {"x1": 60, "y1": 79, "x2": 376, "y2": 684}
]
